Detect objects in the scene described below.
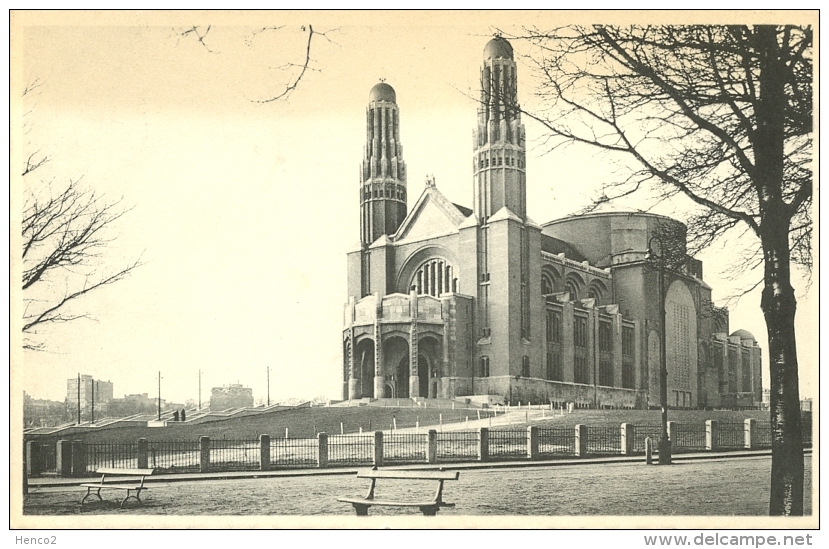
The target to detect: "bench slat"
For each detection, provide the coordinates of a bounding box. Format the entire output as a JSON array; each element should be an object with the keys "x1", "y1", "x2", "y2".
[
  {"x1": 356, "y1": 470, "x2": 459, "y2": 481},
  {"x1": 80, "y1": 484, "x2": 142, "y2": 490},
  {"x1": 95, "y1": 468, "x2": 155, "y2": 476},
  {"x1": 337, "y1": 497, "x2": 455, "y2": 508}
]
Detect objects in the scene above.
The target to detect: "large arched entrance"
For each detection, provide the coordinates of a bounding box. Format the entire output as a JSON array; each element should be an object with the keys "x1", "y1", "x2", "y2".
[
  {"x1": 384, "y1": 336, "x2": 409, "y2": 399},
  {"x1": 417, "y1": 355, "x2": 430, "y2": 398},
  {"x1": 395, "y1": 356, "x2": 410, "y2": 398},
  {"x1": 418, "y1": 336, "x2": 442, "y2": 399},
  {"x1": 355, "y1": 339, "x2": 374, "y2": 399}
]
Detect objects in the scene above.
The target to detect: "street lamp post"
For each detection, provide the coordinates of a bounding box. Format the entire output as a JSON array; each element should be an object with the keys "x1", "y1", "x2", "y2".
[
  {"x1": 157, "y1": 371, "x2": 162, "y2": 421},
  {"x1": 647, "y1": 235, "x2": 672, "y2": 465}
]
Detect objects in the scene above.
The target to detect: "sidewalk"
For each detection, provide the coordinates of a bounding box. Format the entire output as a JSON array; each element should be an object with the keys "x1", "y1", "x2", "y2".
[{"x1": 28, "y1": 448, "x2": 794, "y2": 489}]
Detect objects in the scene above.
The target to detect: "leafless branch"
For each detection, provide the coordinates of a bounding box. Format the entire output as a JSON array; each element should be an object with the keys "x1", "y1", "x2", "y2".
[
  {"x1": 178, "y1": 25, "x2": 218, "y2": 53},
  {"x1": 253, "y1": 25, "x2": 338, "y2": 103}
]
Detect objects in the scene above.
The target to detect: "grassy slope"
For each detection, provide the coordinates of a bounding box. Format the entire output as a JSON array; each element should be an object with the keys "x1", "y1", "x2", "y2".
[
  {"x1": 27, "y1": 407, "x2": 773, "y2": 444},
  {"x1": 29, "y1": 406, "x2": 491, "y2": 444}
]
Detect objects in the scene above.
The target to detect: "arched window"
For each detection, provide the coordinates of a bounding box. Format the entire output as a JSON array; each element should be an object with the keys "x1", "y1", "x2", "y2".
[
  {"x1": 542, "y1": 273, "x2": 554, "y2": 295},
  {"x1": 565, "y1": 280, "x2": 579, "y2": 300},
  {"x1": 587, "y1": 280, "x2": 608, "y2": 306},
  {"x1": 480, "y1": 356, "x2": 490, "y2": 377},
  {"x1": 410, "y1": 259, "x2": 455, "y2": 297}
]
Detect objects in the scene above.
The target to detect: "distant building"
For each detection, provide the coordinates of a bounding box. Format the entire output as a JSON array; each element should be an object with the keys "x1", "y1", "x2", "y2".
[
  {"x1": 210, "y1": 384, "x2": 254, "y2": 411},
  {"x1": 23, "y1": 392, "x2": 67, "y2": 427},
  {"x1": 65, "y1": 374, "x2": 114, "y2": 420},
  {"x1": 341, "y1": 36, "x2": 763, "y2": 409}
]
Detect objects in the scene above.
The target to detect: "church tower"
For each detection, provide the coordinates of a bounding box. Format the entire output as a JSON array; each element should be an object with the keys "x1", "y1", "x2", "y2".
[
  {"x1": 466, "y1": 36, "x2": 541, "y2": 385},
  {"x1": 472, "y1": 36, "x2": 526, "y2": 222},
  {"x1": 360, "y1": 82, "x2": 407, "y2": 247}
]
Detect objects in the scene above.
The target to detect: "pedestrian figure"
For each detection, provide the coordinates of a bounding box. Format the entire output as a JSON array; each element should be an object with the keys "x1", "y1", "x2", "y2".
[
  {"x1": 173, "y1": 410, "x2": 180, "y2": 421},
  {"x1": 181, "y1": 409, "x2": 186, "y2": 422}
]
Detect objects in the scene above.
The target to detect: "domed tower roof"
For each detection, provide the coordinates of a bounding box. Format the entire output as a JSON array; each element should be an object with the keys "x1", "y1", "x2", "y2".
[
  {"x1": 731, "y1": 329, "x2": 756, "y2": 342},
  {"x1": 484, "y1": 36, "x2": 514, "y2": 60},
  {"x1": 369, "y1": 82, "x2": 396, "y2": 103}
]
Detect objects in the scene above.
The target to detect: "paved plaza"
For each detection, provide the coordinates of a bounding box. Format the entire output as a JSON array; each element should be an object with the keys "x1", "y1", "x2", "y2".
[{"x1": 23, "y1": 454, "x2": 812, "y2": 516}]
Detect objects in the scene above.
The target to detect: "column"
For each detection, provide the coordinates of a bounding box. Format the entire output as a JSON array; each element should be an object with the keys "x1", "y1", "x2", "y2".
[
  {"x1": 373, "y1": 431, "x2": 384, "y2": 466},
  {"x1": 318, "y1": 433, "x2": 329, "y2": 468},
  {"x1": 374, "y1": 320, "x2": 385, "y2": 399},
  {"x1": 137, "y1": 438, "x2": 149, "y2": 469},
  {"x1": 56, "y1": 440, "x2": 71, "y2": 478},
  {"x1": 259, "y1": 434, "x2": 270, "y2": 471},
  {"x1": 71, "y1": 440, "x2": 86, "y2": 477},
  {"x1": 199, "y1": 436, "x2": 210, "y2": 473},
  {"x1": 527, "y1": 426, "x2": 539, "y2": 460}
]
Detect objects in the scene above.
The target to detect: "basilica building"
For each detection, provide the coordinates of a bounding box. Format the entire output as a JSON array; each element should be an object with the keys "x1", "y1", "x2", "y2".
[{"x1": 342, "y1": 37, "x2": 762, "y2": 410}]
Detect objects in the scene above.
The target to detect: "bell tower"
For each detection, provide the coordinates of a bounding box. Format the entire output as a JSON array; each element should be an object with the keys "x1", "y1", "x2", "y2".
[
  {"x1": 360, "y1": 81, "x2": 407, "y2": 247},
  {"x1": 468, "y1": 36, "x2": 541, "y2": 387},
  {"x1": 472, "y1": 36, "x2": 526, "y2": 222}
]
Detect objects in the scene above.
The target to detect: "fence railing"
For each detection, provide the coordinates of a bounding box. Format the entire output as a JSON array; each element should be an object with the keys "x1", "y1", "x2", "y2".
[
  {"x1": 587, "y1": 426, "x2": 621, "y2": 454},
  {"x1": 436, "y1": 430, "x2": 479, "y2": 461},
  {"x1": 148, "y1": 441, "x2": 201, "y2": 472},
  {"x1": 632, "y1": 425, "x2": 664, "y2": 453},
  {"x1": 488, "y1": 430, "x2": 526, "y2": 460},
  {"x1": 538, "y1": 428, "x2": 575, "y2": 457},
  {"x1": 327, "y1": 434, "x2": 375, "y2": 466},
  {"x1": 25, "y1": 417, "x2": 809, "y2": 477},
  {"x1": 210, "y1": 439, "x2": 260, "y2": 471},
  {"x1": 673, "y1": 423, "x2": 707, "y2": 452},
  {"x1": 86, "y1": 442, "x2": 138, "y2": 470},
  {"x1": 270, "y1": 437, "x2": 318, "y2": 468},
  {"x1": 714, "y1": 422, "x2": 745, "y2": 449},
  {"x1": 384, "y1": 432, "x2": 427, "y2": 463}
]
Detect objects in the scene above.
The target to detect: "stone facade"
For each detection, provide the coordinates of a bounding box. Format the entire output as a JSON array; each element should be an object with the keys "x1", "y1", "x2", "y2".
[
  {"x1": 342, "y1": 37, "x2": 762, "y2": 409},
  {"x1": 210, "y1": 384, "x2": 254, "y2": 411}
]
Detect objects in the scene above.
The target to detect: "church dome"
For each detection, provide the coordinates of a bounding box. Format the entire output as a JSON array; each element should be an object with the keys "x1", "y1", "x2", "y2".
[
  {"x1": 731, "y1": 329, "x2": 756, "y2": 342},
  {"x1": 369, "y1": 82, "x2": 396, "y2": 103},
  {"x1": 484, "y1": 36, "x2": 514, "y2": 60}
]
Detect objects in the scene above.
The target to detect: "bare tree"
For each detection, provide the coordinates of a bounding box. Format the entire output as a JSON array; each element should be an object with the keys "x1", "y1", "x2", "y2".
[
  {"x1": 512, "y1": 25, "x2": 812, "y2": 515},
  {"x1": 20, "y1": 81, "x2": 141, "y2": 350},
  {"x1": 176, "y1": 23, "x2": 338, "y2": 103},
  {"x1": 22, "y1": 177, "x2": 141, "y2": 350}
]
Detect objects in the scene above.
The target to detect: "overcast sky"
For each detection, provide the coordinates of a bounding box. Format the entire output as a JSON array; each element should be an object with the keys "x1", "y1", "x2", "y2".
[{"x1": 13, "y1": 11, "x2": 816, "y2": 405}]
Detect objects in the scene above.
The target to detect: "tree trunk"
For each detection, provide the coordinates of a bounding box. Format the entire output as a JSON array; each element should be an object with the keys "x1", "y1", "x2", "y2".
[
  {"x1": 753, "y1": 26, "x2": 805, "y2": 516},
  {"x1": 762, "y1": 225, "x2": 803, "y2": 516}
]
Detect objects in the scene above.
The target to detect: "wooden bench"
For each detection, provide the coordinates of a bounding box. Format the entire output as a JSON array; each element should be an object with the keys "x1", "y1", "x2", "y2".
[
  {"x1": 80, "y1": 468, "x2": 155, "y2": 508},
  {"x1": 337, "y1": 468, "x2": 460, "y2": 516}
]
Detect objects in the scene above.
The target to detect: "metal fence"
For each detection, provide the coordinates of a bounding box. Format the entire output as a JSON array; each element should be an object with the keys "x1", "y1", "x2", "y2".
[
  {"x1": 674, "y1": 423, "x2": 707, "y2": 452},
  {"x1": 538, "y1": 428, "x2": 575, "y2": 456},
  {"x1": 802, "y1": 415, "x2": 812, "y2": 446},
  {"x1": 755, "y1": 420, "x2": 772, "y2": 448},
  {"x1": 384, "y1": 432, "x2": 428, "y2": 463},
  {"x1": 148, "y1": 441, "x2": 201, "y2": 472},
  {"x1": 489, "y1": 430, "x2": 526, "y2": 459},
  {"x1": 209, "y1": 439, "x2": 260, "y2": 471},
  {"x1": 270, "y1": 437, "x2": 318, "y2": 467},
  {"x1": 28, "y1": 417, "x2": 805, "y2": 477},
  {"x1": 587, "y1": 426, "x2": 621, "y2": 454},
  {"x1": 328, "y1": 434, "x2": 374, "y2": 465},
  {"x1": 41, "y1": 443, "x2": 57, "y2": 473},
  {"x1": 715, "y1": 422, "x2": 745, "y2": 449},
  {"x1": 633, "y1": 424, "x2": 664, "y2": 452},
  {"x1": 86, "y1": 442, "x2": 138, "y2": 470},
  {"x1": 436, "y1": 430, "x2": 479, "y2": 461}
]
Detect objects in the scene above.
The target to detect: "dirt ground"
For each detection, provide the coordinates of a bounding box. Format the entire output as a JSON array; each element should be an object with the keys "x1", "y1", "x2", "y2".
[{"x1": 23, "y1": 455, "x2": 811, "y2": 517}]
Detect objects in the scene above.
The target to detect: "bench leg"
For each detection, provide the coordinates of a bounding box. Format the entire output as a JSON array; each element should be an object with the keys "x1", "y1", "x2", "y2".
[
  {"x1": 120, "y1": 489, "x2": 143, "y2": 509},
  {"x1": 81, "y1": 487, "x2": 103, "y2": 505},
  {"x1": 419, "y1": 505, "x2": 439, "y2": 516},
  {"x1": 352, "y1": 503, "x2": 370, "y2": 516}
]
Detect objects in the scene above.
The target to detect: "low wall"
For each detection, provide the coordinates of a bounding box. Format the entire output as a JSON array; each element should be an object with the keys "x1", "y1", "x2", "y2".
[{"x1": 462, "y1": 376, "x2": 645, "y2": 408}]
